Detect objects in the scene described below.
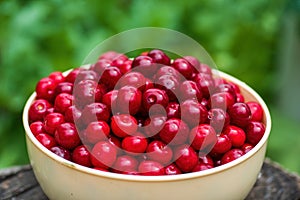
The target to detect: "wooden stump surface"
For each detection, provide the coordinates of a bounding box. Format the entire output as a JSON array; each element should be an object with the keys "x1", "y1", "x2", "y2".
[{"x1": 0, "y1": 159, "x2": 299, "y2": 200}]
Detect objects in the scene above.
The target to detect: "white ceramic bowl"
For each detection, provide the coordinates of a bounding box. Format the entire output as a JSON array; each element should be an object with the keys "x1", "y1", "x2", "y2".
[{"x1": 23, "y1": 70, "x2": 271, "y2": 200}]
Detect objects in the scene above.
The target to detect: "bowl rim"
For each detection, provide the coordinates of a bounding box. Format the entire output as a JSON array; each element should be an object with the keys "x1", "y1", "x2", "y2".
[{"x1": 23, "y1": 69, "x2": 271, "y2": 182}]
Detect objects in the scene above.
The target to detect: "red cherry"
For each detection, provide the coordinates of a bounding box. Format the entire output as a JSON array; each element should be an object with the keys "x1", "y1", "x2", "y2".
[
  {"x1": 28, "y1": 99, "x2": 52, "y2": 122},
  {"x1": 211, "y1": 135, "x2": 232, "y2": 154},
  {"x1": 142, "y1": 88, "x2": 169, "y2": 114},
  {"x1": 116, "y1": 86, "x2": 142, "y2": 115},
  {"x1": 85, "y1": 121, "x2": 110, "y2": 144},
  {"x1": 223, "y1": 125, "x2": 246, "y2": 147},
  {"x1": 207, "y1": 108, "x2": 230, "y2": 133},
  {"x1": 172, "y1": 58, "x2": 194, "y2": 79},
  {"x1": 165, "y1": 102, "x2": 180, "y2": 119},
  {"x1": 102, "y1": 90, "x2": 118, "y2": 112},
  {"x1": 138, "y1": 160, "x2": 165, "y2": 176},
  {"x1": 241, "y1": 143, "x2": 254, "y2": 154},
  {"x1": 246, "y1": 121, "x2": 265, "y2": 145},
  {"x1": 122, "y1": 135, "x2": 148, "y2": 154},
  {"x1": 65, "y1": 68, "x2": 80, "y2": 84},
  {"x1": 146, "y1": 140, "x2": 173, "y2": 165},
  {"x1": 179, "y1": 80, "x2": 202, "y2": 101},
  {"x1": 181, "y1": 99, "x2": 208, "y2": 127},
  {"x1": 64, "y1": 105, "x2": 82, "y2": 123},
  {"x1": 111, "y1": 114, "x2": 138, "y2": 138},
  {"x1": 44, "y1": 112, "x2": 65, "y2": 135},
  {"x1": 112, "y1": 155, "x2": 138, "y2": 174},
  {"x1": 30, "y1": 121, "x2": 45, "y2": 136},
  {"x1": 174, "y1": 145, "x2": 198, "y2": 173},
  {"x1": 36, "y1": 77, "x2": 56, "y2": 102},
  {"x1": 80, "y1": 103, "x2": 110, "y2": 125},
  {"x1": 54, "y1": 82, "x2": 73, "y2": 96},
  {"x1": 36, "y1": 133, "x2": 57, "y2": 149},
  {"x1": 159, "y1": 118, "x2": 189, "y2": 145},
  {"x1": 143, "y1": 115, "x2": 167, "y2": 138},
  {"x1": 118, "y1": 72, "x2": 146, "y2": 90},
  {"x1": 221, "y1": 149, "x2": 244, "y2": 165},
  {"x1": 91, "y1": 141, "x2": 117, "y2": 169},
  {"x1": 54, "y1": 93, "x2": 74, "y2": 114},
  {"x1": 50, "y1": 146, "x2": 71, "y2": 160},
  {"x1": 49, "y1": 72, "x2": 65, "y2": 85},
  {"x1": 100, "y1": 66, "x2": 122, "y2": 90},
  {"x1": 228, "y1": 103, "x2": 252, "y2": 128},
  {"x1": 148, "y1": 49, "x2": 171, "y2": 65},
  {"x1": 54, "y1": 122, "x2": 81, "y2": 149},
  {"x1": 247, "y1": 101, "x2": 264, "y2": 122},
  {"x1": 131, "y1": 55, "x2": 156, "y2": 77},
  {"x1": 189, "y1": 124, "x2": 217, "y2": 152},
  {"x1": 72, "y1": 145, "x2": 92, "y2": 167},
  {"x1": 164, "y1": 163, "x2": 182, "y2": 175}
]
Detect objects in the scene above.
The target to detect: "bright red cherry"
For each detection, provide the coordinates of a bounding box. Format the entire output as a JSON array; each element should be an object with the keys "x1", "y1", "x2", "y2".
[
  {"x1": 147, "y1": 49, "x2": 171, "y2": 65},
  {"x1": 54, "y1": 93, "x2": 74, "y2": 114},
  {"x1": 72, "y1": 145, "x2": 92, "y2": 167},
  {"x1": 164, "y1": 163, "x2": 182, "y2": 175},
  {"x1": 54, "y1": 122, "x2": 81, "y2": 149},
  {"x1": 80, "y1": 103, "x2": 110, "y2": 125},
  {"x1": 228, "y1": 102, "x2": 252, "y2": 128},
  {"x1": 54, "y1": 82, "x2": 73, "y2": 96},
  {"x1": 223, "y1": 125, "x2": 246, "y2": 147},
  {"x1": 48, "y1": 72, "x2": 65, "y2": 85},
  {"x1": 189, "y1": 124, "x2": 217, "y2": 152},
  {"x1": 247, "y1": 101, "x2": 264, "y2": 122},
  {"x1": 28, "y1": 99, "x2": 52, "y2": 122},
  {"x1": 179, "y1": 80, "x2": 202, "y2": 101},
  {"x1": 91, "y1": 141, "x2": 117, "y2": 169},
  {"x1": 138, "y1": 160, "x2": 165, "y2": 176},
  {"x1": 142, "y1": 88, "x2": 169, "y2": 114},
  {"x1": 143, "y1": 115, "x2": 167, "y2": 138},
  {"x1": 102, "y1": 90, "x2": 118, "y2": 112},
  {"x1": 180, "y1": 99, "x2": 208, "y2": 127},
  {"x1": 209, "y1": 92, "x2": 235, "y2": 110},
  {"x1": 246, "y1": 121, "x2": 265, "y2": 145},
  {"x1": 165, "y1": 102, "x2": 180, "y2": 119},
  {"x1": 36, "y1": 133, "x2": 57, "y2": 149},
  {"x1": 122, "y1": 135, "x2": 148, "y2": 154},
  {"x1": 172, "y1": 58, "x2": 194, "y2": 79},
  {"x1": 111, "y1": 155, "x2": 138, "y2": 174},
  {"x1": 43, "y1": 112, "x2": 65, "y2": 135},
  {"x1": 100, "y1": 66, "x2": 122, "y2": 90},
  {"x1": 118, "y1": 72, "x2": 146, "y2": 90},
  {"x1": 174, "y1": 145, "x2": 198, "y2": 173},
  {"x1": 131, "y1": 55, "x2": 156, "y2": 77},
  {"x1": 36, "y1": 77, "x2": 56, "y2": 102},
  {"x1": 65, "y1": 68, "x2": 80, "y2": 84},
  {"x1": 111, "y1": 114, "x2": 138, "y2": 138},
  {"x1": 211, "y1": 135, "x2": 232, "y2": 154},
  {"x1": 159, "y1": 118, "x2": 189, "y2": 145},
  {"x1": 116, "y1": 86, "x2": 142, "y2": 115},
  {"x1": 146, "y1": 140, "x2": 173, "y2": 165},
  {"x1": 207, "y1": 108, "x2": 230, "y2": 133},
  {"x1": 241, "y1": 143, "x2": 254, "y2": 154},
  {"x1": 221, "y1": 149, "x2": 244, "y2": 165},
  {"x1": 50, "y1": 146, "x2": 71, "y2": 160},
  {"x1": 85, "y1": 121, "x2": 110, "y2": 144},
  {"x1": 30, "y1": 121, "x2": 45, "y2": 136}
]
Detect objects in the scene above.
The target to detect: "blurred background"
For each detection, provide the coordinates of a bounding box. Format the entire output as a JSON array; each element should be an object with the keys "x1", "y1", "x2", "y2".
[{"x1": 1, "y1": 0, "x2": 300, "y2": 173}]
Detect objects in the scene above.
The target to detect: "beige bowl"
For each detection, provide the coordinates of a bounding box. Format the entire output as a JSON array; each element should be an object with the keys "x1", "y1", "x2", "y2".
[{"x1": 23, "y1": 70, "x2": 271, "y2": 200}]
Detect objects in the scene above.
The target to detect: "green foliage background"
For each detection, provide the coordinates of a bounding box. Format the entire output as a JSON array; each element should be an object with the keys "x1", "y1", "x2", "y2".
[{"x1": 1, "y1": 0, "x2": 300, "y2": 173}]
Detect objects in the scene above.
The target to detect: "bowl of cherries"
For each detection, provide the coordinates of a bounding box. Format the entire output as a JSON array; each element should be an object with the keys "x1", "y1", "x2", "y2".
[{"x1": 23, "y1": 49, "x2": 271, "y2": 200}]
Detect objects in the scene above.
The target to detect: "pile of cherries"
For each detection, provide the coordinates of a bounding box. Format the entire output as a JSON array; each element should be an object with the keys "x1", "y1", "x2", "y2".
[{"x1": 28, "y1": 49, "x2": 266, "y2": 176}]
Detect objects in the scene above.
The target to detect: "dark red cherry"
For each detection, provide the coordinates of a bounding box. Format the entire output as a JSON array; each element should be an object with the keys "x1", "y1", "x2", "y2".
[{"x1": 148, "y1": 49, "x2": 171, "y2": 65}]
